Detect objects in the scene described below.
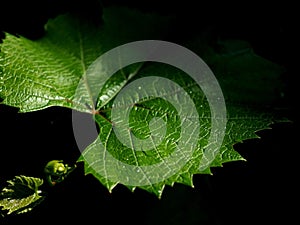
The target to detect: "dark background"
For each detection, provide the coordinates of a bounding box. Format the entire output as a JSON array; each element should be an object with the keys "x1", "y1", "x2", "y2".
[{"x1": 0, "y1": 0, "x2": 297, "y2": 224}]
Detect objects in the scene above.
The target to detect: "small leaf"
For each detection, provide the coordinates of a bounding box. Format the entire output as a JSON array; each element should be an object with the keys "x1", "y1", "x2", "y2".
[{"x1": 0, "y1": 175, "x2": 45, "y2": 216}]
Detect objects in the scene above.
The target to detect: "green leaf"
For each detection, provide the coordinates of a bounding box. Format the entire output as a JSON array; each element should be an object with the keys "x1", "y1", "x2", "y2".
[
  {"x1": 0, "y1": 6, "x2": 172, "y2": 112},
  {"x1": 0, "y1": 175, "x2": 44, "y2": 216},
  {"x1": 0, "y1": 6, "x2": 287, "y2": 198},
  {"x1": 78, "y1": 62, "x2": 284, "y2": 197}
]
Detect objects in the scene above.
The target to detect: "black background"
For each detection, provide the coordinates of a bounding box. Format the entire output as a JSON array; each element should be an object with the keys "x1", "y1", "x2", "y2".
[{"x1": 0, "y1": 0, "x2": 298, "y2": 224}]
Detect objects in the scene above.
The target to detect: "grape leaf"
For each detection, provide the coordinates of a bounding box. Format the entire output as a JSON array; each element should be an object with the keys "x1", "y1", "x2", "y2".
[
  {"x1": 0, "y1": 6, "x2": 172, "y2": 112},
  {"x1": 0, "y1": 175, "x2": 44, "y2": 216},
  {"x1": 0, "y1": 6, "x2": 287, "y2": 198},
  {"x1": 78, "y1": 62, "x2": 284, "y2": 197}
]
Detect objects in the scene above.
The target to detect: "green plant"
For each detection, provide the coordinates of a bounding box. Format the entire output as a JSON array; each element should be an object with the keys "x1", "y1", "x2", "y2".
[{"x1": 0, "y1": 4, "x2": 289, "y2": 218}]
